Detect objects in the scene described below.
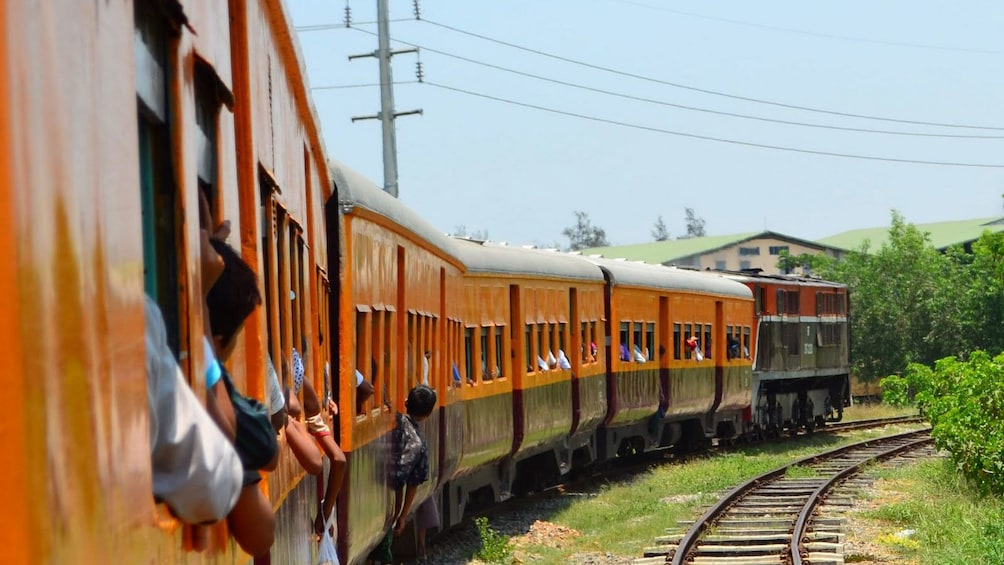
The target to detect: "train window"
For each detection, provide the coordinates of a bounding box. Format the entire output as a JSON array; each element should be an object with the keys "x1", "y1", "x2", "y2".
[
  {"x1": 633, "y1": 324, "x2": 644, "y2": 362},
  {"x1": 559, "y1": 322, "x2": 567, "y2": 356},
  {"x1": 136, "y1": 2, "x2": 182, "y2": 354},
  {"x1": 673, "y1": 323, "x2": 681, "y2": 360},
  {"x1": 383, "y1": 310, "x2": 393, "y2": 405},
  {"x1": 525, "y1": 325, "x2": 534, "y2": 373},
  {"x1": 538, "y1": 324, "x2": 548, "y2": 369},
  {"x1": 645, "y1": 323, "x2": 655, "y2": 363},
  {"x1": 743, "y1": 326, "x2": 751, "y2": 357},
  {"x1": 495, "y1": 326, "x2": 504, "y2": 378},
  {"x1": 371, "y1": 310, "x2": 383, "y2": 408},
  {"x1": 464, "y1": 326, "x2": 474, "y2": 384},
  {"x1": 355, "y1": 310, "x2": 369, "y2": 414},
  {"x1": 703, "y1": 325, "x2": 712, "y2": 359},
  {"x1": 448, "y1": 320, "x2": 461, "y2": 388},
  {"x1": 683, "y1": 323, "x2": 693, "y2": 360},
  {"x1": 619, "y1": 321, "x2": 631, "y2": 362},
  {"x1": 480, "y1": 326, "x2": 490, "y2": 382}
]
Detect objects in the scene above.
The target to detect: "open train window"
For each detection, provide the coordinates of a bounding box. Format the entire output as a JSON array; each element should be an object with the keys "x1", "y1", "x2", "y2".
[
  {"x1": 645, "y1": 323, "x2": 656, "y2": 363},
  {"x1": 464, "y1": 326, "x2": 474, "y2": 384},
  {"x1": 494, "y1": 326, "x2": 504, "y2": 379},
  {"x1": 538, "y1": 324, "x2": 548, "y2": 369},
  {"x1": 558, "y1": 322, "x2": 567, "y2": 359},
  {"x1": 371, "y1": 310, "x2": 382, "y2": 409},
  {"x1": 480, "y1": 327, "x2": 490, "y2": 382},
  {"x1": 673, "y1": 323, "x2": 681, "y2": 360},
  {"x1": 743, "y1": 326, "x2": 751, "y2": 357},
  {"x1": 703, "y1": 325, "x2": 712, "y2": 360},
  {"x1": 525, "y1": 325, "x2": 533, "y2": 373},
  {"x1": 683, "y1": 324, "x2": 693, "y2": 360},
  {"x1": 694, "y1": 323, "x2": 703, "y2": 360},
  {"x1": 355, "y1": 309, "x2": 369, "y2": 415},
  {"x1": 136, "y1": 1, "x2": 182, "y2": 354},
  {"x1": 633, "y1": 323, "x2": 644, "y2": 362},
  {"x1": 619, "y1": 321, "x2": 631, "y2": 362}
]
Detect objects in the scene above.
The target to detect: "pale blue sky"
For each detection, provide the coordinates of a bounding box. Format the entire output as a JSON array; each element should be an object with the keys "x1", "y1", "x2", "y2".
[{"x1": 288, "y1": 0, "x2": 1004, "y2": 247}]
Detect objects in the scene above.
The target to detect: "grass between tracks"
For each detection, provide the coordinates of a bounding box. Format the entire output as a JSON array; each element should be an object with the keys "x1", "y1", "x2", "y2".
[{"x1": 505, "y1": 405, "x2": 925, "y2": 564}]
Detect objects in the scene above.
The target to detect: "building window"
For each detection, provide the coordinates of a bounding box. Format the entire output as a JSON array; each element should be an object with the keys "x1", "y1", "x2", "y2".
[
  {"x1": 714, "y1": 260, "x2": 726, "y2": 270},
  {"x1": 769, "y1": 245, "x2": 789, "y2": 255},
  {"x1": 739, "y1": 260, "x2": 751, "y2": 270},
  {"x1": 738, "y1": 246, "x2": 761, "y2": 256}
]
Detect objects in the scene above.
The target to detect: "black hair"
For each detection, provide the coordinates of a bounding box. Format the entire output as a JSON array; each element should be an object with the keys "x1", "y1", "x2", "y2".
[
  {"x1": 405, "y1": 384, "x2": 437, "y2": 418},
  {"x1": 206, "y1": 238, "x2": 262, "y2": 347}
]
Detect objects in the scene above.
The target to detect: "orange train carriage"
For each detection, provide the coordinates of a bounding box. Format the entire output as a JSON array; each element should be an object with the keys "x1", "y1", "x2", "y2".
[{"x1": 0, "y1": 1, "x2": 854, "y2": 564}]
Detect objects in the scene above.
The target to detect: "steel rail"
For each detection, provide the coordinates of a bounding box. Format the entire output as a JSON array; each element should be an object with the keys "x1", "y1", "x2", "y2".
[
  {"x1": 668, "y1": 428, "x2": 931, "y2": 565},
  {"x1": 790, "y1": 432, "x2": 934, "y2": 565}
]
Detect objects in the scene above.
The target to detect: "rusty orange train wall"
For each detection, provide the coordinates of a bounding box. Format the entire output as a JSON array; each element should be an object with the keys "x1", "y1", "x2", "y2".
[{"x1": 1, "y1": 0, "x2": 338, "y2": 562}]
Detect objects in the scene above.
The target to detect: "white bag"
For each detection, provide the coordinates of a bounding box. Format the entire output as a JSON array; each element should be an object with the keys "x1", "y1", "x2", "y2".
[
  {"x1": 695, "y1": 349, "x2": 704, "y2": 362},
  {"x1": 318, "y1": 529, "x2": 339, "y2": 565}
]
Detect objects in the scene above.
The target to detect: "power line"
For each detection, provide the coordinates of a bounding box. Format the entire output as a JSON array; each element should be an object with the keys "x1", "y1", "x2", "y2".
[
  {"x1": 347, "y1": 27, "x2": 1003, "y2": 140},
  {"x1": 423, "y1": 81, "x2": 1004, "y2": 168},
  {"x1": 599, "y1": 0, "x2": 1004, "y2": 55},
  {"x1": 296, "y1": 19, "x2": 411, "y2": 32},
  {"x1": 419, "y1": 18, "x2": 1004, "y2": 132},
  {"x1": 312, "y1": 80, "x2": 418, "y2": 91}
]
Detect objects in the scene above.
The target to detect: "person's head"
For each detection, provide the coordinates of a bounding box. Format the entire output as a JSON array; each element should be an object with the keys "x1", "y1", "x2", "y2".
[
  {"x1": 206, "y1": 238, "x2": 262, "y2": 360},
  {"x1": 405, "y1": 384, "x2": 437, "y2": 420}
]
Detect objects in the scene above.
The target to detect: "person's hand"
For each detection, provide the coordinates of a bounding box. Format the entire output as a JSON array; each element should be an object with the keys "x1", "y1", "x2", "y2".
[
  {"x1": 212, "y1": 219, "x2": 231, "y2": 242},
  {"x1": 313, "y1": 508, "x2": 325, "y2": 540},
  {"x1": 394, "y1": 517, "x2": 407, "y2": 536},
  {"x1": 286, "y1": 388, "x2": 302, "y2": 418}
]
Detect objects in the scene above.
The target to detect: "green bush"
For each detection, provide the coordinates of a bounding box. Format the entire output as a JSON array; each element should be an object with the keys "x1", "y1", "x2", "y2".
[
  {"x1": 922, "y1": 352, "x2": 1004, "y2": 495},
  {"x1": 474, "y1": 516, "x2": 512, "y2": 564}
]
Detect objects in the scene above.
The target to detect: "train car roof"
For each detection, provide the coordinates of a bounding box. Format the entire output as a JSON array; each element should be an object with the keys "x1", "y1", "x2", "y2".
[
  {"x1": 329, "y1": 159, "x2": 460, "y2": 263},
  {"x1": 449, "y1": 239, "x2": 606, "y2": 282},
  {"x1": 585, "y1": 257, "x2": 753, "y2": 298},
  {"x1": 718, "y1": 270, "x2": 847, "y2": 289}
]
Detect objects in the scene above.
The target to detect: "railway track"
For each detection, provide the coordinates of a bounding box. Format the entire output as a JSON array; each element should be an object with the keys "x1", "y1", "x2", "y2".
[{"x1": 635, "y1": 428, "x2": 933, "y2": 565}]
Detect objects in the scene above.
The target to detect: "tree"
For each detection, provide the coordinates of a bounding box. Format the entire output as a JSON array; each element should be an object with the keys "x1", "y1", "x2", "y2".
[
  {"x1": 776, "y1": 250, "x2": 834, "y2": 275},
  {"x1": 453, "y1": 224, "x2": 489, "y2": 241},
  {"x1": 682, "y1": 208, "x2": 706, "y2": 238},
  {"x1": 651, "y1": 215, "x2": 670, "y2": 241},
  {"x1": 820, "y1": 211, "x2": 964, "y2": 384},
  {"x1": 562, "y1": 211, "x2": 609, "y2": 251}
]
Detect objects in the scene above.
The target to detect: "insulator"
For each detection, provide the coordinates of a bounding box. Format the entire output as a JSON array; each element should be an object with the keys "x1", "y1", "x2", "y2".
[
  {"x1": 413, "y1": 0, "x2": 422, "y2": 20},
  {"x1": 415, "y1": 61, "x2": 425, "y2": 83},
  {"x1": 343, "y1": 2, "x2": 352, "y2": 27}
]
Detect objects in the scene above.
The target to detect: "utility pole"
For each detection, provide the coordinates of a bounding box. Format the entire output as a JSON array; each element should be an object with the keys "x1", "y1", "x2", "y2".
[{"x1": 350, "y1": 0, "x2": 422, "y2": 198}]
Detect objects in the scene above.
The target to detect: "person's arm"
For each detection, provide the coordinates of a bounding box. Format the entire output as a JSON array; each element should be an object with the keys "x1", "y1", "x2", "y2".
[
  {"x1": 394, "y1": 484, "x2": 419, "y2": 536},
  {"x1": 146, "y1": 296, "x2": 242, "y2": 524},
  {"x1": 227, "y1": 482, "x2": 275, "y2": 558},
  {"x1": 285, "y1": 416, "x2": 323, "y2": 475},
  {"x1": 313, "y1": 433, "x2": 346, "y2": 536}
]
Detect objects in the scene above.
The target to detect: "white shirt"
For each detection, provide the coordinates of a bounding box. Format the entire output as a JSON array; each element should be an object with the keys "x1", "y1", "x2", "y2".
[{"x1": 146, "y1": 296, "x2": 242, "y2": 524}]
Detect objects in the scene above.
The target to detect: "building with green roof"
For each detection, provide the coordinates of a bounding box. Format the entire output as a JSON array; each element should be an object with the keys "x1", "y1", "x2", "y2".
[
  {"x1": 819, "y1": 217, "x2": 1004, "y2": 253},
  {"x1": 581, "y1": 231, "x2": 845, "y2": 274}
]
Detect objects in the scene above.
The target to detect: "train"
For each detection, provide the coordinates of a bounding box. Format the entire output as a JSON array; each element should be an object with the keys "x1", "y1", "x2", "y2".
[{"x1": 0, "y1": 1, "x2": 849, "y2": 564}]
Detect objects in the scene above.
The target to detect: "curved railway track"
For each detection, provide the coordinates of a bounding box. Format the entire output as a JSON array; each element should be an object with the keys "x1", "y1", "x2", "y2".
[{"x1": 635, "y1": 428, "x2": 933, "y2": 565}]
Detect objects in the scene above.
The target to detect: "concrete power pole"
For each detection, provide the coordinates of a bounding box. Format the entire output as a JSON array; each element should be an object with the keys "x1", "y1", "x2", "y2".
[{"x1": 350, "y1": 0, "x2": 421, "y2": 198}]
